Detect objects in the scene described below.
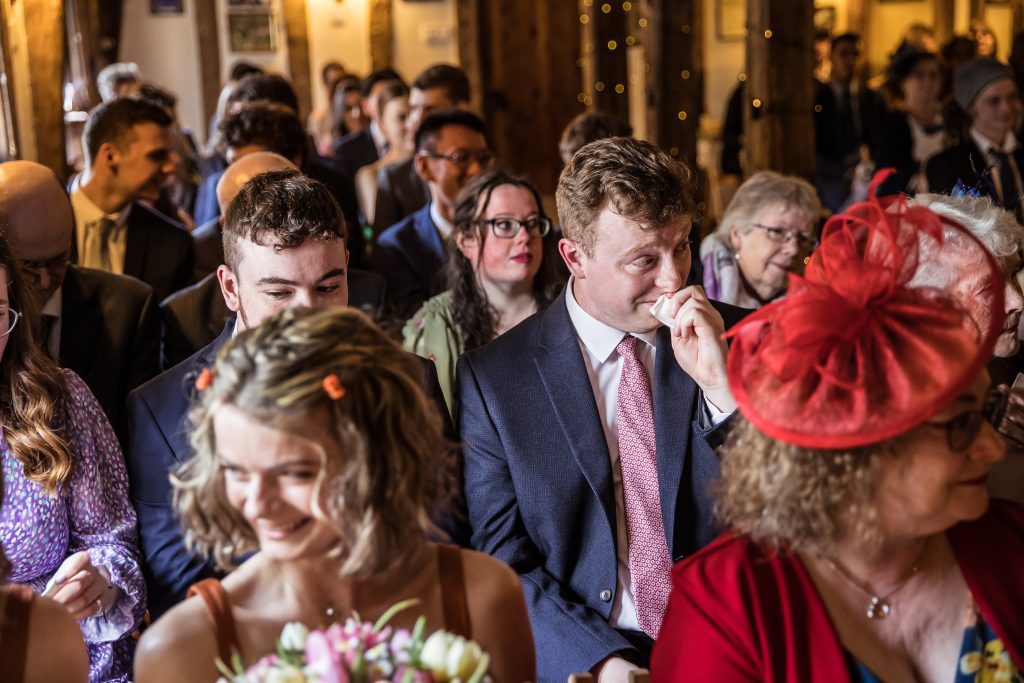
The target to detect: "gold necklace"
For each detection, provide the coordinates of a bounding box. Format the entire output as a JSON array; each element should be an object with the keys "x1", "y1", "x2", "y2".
[{"x1": 822, "y1": 540, "x2": 929, "y2": 620}]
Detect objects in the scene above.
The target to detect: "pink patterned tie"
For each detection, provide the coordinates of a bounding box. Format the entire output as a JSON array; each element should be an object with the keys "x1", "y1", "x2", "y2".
[{"x1": 616, "y1": 334, "x2": 673, "y2": 638}]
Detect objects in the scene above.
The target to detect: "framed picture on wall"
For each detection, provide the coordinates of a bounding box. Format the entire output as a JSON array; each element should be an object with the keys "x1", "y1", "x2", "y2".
[
  {"x1": 150, "y1": 0, "x2": 183, "y2": 14},
  {"x1": 228, "y1": 0, "x2": 271, "y2": 6},
  {"x1": 717, "y1": 0, "x2": 746, "y2": 41},
  {"x1": 229, "y1": 11, "x2": 277, "y2": 52}
]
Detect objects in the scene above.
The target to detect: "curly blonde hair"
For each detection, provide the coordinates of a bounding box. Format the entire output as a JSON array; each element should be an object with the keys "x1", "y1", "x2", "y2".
[
  {"x1": 173, "y1": 306, "x2": 456, "y2": 577},
  {"x1": 716, "y1": 417, "x2": 896, "y2": 554}
]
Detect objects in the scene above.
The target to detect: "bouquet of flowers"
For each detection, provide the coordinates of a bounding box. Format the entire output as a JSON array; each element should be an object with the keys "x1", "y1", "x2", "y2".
[{"x1": 215, "y1": 600, "x2": 491, "y2": 683}]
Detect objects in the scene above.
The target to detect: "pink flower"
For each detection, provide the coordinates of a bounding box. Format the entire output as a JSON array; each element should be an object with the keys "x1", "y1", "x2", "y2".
[{"x1": 305, "y1": 630, "x2": 347, "y2": 683}]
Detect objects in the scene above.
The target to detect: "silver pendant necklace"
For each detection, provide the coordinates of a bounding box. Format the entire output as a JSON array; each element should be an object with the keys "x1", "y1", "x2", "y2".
[{"x1": 822, "y1": 540, "x2": 929, "y2": 620}]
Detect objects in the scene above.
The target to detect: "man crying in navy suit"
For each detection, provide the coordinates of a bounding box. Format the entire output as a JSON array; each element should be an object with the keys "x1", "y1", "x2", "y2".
[{"x1": 458, "y1": 137, "x2": 747, "y2": 682}]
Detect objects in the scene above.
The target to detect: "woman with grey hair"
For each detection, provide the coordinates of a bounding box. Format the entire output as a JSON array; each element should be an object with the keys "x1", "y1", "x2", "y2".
[
  {"x1": 701, "y1": 171, "x2": 821, "y2": 307},
  {"x1": 911, "y1": 193, "x2": 1024, "y2": 503}
]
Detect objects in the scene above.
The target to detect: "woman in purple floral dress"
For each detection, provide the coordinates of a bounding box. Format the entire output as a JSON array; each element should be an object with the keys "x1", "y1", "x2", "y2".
[{"x1": 0, "y1": 235, "x2": 145, "y2": 683}]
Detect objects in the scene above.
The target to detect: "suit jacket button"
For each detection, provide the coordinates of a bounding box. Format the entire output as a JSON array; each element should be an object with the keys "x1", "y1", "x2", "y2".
[{"x1": 599, "y1": 589, "x2": 612, "y2": 602}]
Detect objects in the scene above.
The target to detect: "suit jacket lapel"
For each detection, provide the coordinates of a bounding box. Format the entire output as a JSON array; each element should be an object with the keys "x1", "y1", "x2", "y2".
[
  {"x1": 652, "y1": 326, "x2": 697, "y2": 556},
  {"x1": 414, "y1": 208, "x2": 447, "y2": 283},
  {"x1": 123, "y1": 204, "x2": 149, "y2": 281},
  {"x1": 180, "y1": 319, "x2": 234, "y2": 403},
  {"x1": 533, "y1": 296, "x2": 617, "y2": 538},
  {"x1": 58, "y1": 267, "x2": 101, "y2": 371}
]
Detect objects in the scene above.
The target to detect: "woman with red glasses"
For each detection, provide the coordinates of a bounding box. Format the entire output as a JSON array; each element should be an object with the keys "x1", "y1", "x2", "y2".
[{"x1": 652, "y1": 189, "x2": 1023, "y2": 681}]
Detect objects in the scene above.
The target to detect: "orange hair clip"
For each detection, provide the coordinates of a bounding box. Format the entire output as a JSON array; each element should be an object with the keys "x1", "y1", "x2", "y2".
[
  {"x1": 194, "y1": 367, "x2": 213, "y2": 392},
  {"x1": 322, "y1": 374, "x2": 346, "y2": 400}
]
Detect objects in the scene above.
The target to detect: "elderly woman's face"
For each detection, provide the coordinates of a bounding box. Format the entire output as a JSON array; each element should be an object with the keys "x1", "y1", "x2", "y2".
[
  {"x1": 215, "y1": 405, "x2": 339, "y2": 561},
  {"x1": 876, "y1": 372, "x2": 1004, "y2": 538},
  {"x1": 730, "y1": 203, "x2": 814, "y2": 301}
]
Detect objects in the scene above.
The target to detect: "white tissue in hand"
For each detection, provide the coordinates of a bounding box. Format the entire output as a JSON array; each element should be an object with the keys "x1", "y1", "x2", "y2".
[{"x1": 650, "y1": 293, "x2": 675, "y2": 327}]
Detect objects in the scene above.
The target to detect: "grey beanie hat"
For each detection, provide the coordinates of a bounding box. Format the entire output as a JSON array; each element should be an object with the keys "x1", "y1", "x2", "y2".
[{"x1": 954, "y1": 57, "x2": 1014, "y2": 110}]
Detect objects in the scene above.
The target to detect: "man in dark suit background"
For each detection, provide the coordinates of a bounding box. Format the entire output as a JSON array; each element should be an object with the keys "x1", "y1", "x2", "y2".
[
  {"x1": 0, "y1": 160, "x2": 160, "y2": 444},
  {"x1": 813, "y1": 33, "x2": 884, "y2": 213},
  {"x1": 927, "y1": 57, "x2": 1024, "y2": 221},
  {"x1": 71, "y1": 97, "x2": 194, "y2": 303},
  {"x1": 373, "y1": 64, "x2": 471, "y2": 233},
  {"x1": 332, "y1": 68, "x2": 403, "y2": 177},
  {"x1": 459, "y1": 137, "x2": 745, "y2": 682},
  {"x1": 371, "y1": 110, "x2": 493, "y2": 321}
]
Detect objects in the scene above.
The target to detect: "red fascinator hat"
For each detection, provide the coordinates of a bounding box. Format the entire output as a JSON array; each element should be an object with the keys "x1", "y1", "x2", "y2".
[{"x1": 725, "y1": 172, "x2": 1005, "y2": 449}]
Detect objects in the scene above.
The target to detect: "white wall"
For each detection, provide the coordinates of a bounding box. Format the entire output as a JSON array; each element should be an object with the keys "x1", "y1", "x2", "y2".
[
  {"x1": 304, "y1": 0, "x2": 371, "y2": 112},
  {"x1": 119, "y1": 1, "x2": 205, "y2": 143},
  {"x1": 390, "y1": 0, "x2": 458, "y2": 80}
]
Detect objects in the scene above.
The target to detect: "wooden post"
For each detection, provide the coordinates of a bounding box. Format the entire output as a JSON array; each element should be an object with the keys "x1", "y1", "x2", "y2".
[
  {"x1": 282, "y1": 0, "x2": 312, "y2": 121},
  {"x1": 369, "y1": 0, "x2": 394, "y2": 72},
  {"x1": 583, "y1": 0, "x2": 630, "y2": 122},
  {"x1": 3, "y1": 0, "x2": 65, "y2": 174},
  {"x1": 455, "y1": 0, "x2": 484, "y2": 114},
  {"x1": 845, "y1": 0, "x2": 869, "y2": 40},
  {"x1": 934, "y1": 1, "x2": 955, "y2": 42},
  {"x1": 193, "y1": 0, "x2": 221, "y2": 138},
  {"x1": 644, "y1": 0, "x2": 702, "y2": 164},
  {"x1": 744, "y1": 0, "x2": 814, "y2": 179},
  {"x1": 457, "y1": 0, "x2": 584, "y2": 194}
]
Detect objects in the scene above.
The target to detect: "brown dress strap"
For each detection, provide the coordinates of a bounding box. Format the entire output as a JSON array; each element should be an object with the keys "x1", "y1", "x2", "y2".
[
  {"x1": 187, "y1": 578, "x2": 241, "y2": 667},
  {"x1": 437, "y1": 544, "x2": 472, "y2": 638},
  {"x1": 0, "y1": 585, "x2": 35, "y2": 683}
]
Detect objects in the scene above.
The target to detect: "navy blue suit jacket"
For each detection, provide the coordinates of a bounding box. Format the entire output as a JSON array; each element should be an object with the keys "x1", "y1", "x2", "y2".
[
  {"x1": 371, "y1": 205, "x2": 446, "y2": 320},
  {"x1": 128, "y1": 318, "x2": 460, "y2": 617},
  {"x1": 126, "y1": 320, "x2": 231, "y2": 618},
  {"x1": 458, "y1": 291, "x2": 746, "y2": 682}
]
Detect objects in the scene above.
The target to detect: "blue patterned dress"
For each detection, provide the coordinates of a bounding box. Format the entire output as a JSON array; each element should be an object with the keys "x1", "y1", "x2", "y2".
[
  {"x1": 848, "y1": 602, "x2": 1023, "y2": 682},
  {"x1": 0, "y1": 370, "x2": 145, "y2": 682}
]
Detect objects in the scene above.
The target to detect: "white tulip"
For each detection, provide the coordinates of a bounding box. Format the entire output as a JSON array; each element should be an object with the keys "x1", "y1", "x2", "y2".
[{"x1": 279, "y1": 622, "x2": 311, "y2": 652}]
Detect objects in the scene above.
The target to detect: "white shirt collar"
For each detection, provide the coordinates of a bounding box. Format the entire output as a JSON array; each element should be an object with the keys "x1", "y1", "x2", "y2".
[
  {"x1": 369, "y1": 120, "x2": 388, "y2": 157},
  {"x1": 970, "y1": 126, "x2": 1020, "y2": 155},
  {"x1": 69, "y1": 176, "x2": 130, "y2": 229},
  {"x1": 429, "y1": 202, "x2": 454, "y2": 240},
  {"x1": 564, "y1": 276, "x2": 657, "y2": 363}
]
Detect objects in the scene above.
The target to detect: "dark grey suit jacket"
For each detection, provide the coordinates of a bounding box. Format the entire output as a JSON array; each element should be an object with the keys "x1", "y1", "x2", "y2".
[
  {"x1": 59, "y1": 265, "x2": 161, "y2": 444},
  {"x1": 374, "y1": 157, "x2": 429, "y2": 233}
]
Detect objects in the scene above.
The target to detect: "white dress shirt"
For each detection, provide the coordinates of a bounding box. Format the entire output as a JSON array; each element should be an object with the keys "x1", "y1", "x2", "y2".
[
  {"x1": 70, "y1": 179, "x2": 131, "y2": 274},
  {"x1": 564, "y1": 279, "x2": 728, "y2": 632},
  {"x1": 970, "y1": 126, "x2": 1023, "y2": 203},
  {"x1": 429, "y1": 202, "x2": 454, "y2": 241}
]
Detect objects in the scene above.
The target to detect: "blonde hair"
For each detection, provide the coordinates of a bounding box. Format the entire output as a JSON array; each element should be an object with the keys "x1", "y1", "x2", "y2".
[
  {"x1": 716, "y1": 417, "x2": 893, "y2": 554},
  {"x1": 174, "y1": 307, "x2": 456, "y2": 577}
]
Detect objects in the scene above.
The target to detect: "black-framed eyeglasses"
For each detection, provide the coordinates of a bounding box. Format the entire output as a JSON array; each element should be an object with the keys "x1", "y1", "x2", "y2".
[
  {"x1": 424, "y1": 149, "x2": 495, "y2": 170},
  {"x1": 927, "y1": 388, "x2": 1006, "y2": 452},
  {"x1": 21, "y1": 251, "x2": 70, "y2": 286},
  {"x1": 0, "y1": 309, "x2": 20, "y2": 339},
  {"x1": 477, "y1": 216, "x2": 552, "y2": 239},
  {"x1": 753, "y1": 224, "x2": 818, "y2": 251}
]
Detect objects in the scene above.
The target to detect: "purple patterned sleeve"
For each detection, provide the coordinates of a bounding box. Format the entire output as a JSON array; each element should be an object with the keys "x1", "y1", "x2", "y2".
[{"x1": 61, "y1": 370, "x2": 146, "y2": 643}]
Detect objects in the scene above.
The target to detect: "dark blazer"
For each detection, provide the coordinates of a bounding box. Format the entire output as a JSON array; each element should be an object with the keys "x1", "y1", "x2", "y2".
[
  {"x1": 926, "y1": 139, "x2": 1024, "y2": 217},
  {"x1": 873, "y1": 110, "x2": 917, "y2": 197},
  {"x1": 813, "y1": 81, "x2": 884, "y2": 164},
  {"x1": 59, "y1": 265, "x2": 161, "y2": 444},
  {"x1": 457, "y1": 292, "x2": 748, "y2": 682},
  {"x1": 159, "y1": 269, "x2": 388, "y2": 369},
  {"x1": 371, "y1": 205, "x2": 446, "y2": 321},
  {"x1": 332, "y1": 128, "x2": 379, "y2": 177},
  {"x1": 110, "y1": 202, "x2": 195, "y2": 303},
  {"x1": 374, "y1": 157, "x2": 430, "y2": 234},
  {"x1": 128, "y1": 318, "x2": 456, "y2": 617},
  {"x1": 127, "y1": 321, "x2": 232, "y2": 618}
]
